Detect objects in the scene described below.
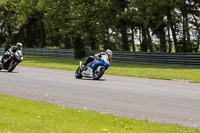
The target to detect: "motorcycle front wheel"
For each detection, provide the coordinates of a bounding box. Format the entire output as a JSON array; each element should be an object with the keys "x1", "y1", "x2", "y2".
[
  {"x1": 93, "y1": 66, "x2": 105, "y2": 80},
  {"x1": 8, "y1": 61, "x2": 18, "y2": 72}
]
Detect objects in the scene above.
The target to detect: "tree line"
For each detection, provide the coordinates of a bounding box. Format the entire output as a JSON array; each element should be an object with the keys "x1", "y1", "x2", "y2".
[{"x1": 0, "y1": 0, "x2": 199, "y2": 58}]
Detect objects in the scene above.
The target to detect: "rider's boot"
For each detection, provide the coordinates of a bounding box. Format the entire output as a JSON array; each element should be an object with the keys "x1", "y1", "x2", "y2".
[
  {"x1": 81, "y1": 62, "x2": 89, "y2": 71},
  {"x1": 2, "y1": 56, "x2": 11, "y2": 65},
  {"x1": 81, "y1": 57, "x2": 94, "y2": 71},
  {"x1": 80, "y1": 61, "x2": 85, "y2": 70}
]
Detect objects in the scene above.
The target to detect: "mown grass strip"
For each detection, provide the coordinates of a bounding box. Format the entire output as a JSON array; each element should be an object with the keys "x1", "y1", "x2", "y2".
[
  {"x1": 20, "y1": 56, "x2": 200, "y2": 83},
  {"x1": 0, "y1": 94, "x2": 199, "y2": 133}
]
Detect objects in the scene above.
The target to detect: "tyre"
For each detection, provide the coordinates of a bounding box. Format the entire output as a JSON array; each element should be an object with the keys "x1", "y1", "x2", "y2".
[
  {"x1": 0, "y1": 61, "x2": 2, "y2": 70},
  {"x1": 8, "y1": 61, "x2": 18, "y2": 72},
  {"x1": 93, "y1": 65, "x2": 105, "y2": 80},
  {"x1": 75, "y1": 67, "x2": 83, "y2": 79}
]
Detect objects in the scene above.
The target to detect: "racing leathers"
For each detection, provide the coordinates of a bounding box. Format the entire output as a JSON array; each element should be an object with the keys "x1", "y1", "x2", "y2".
[
  {"x1": 1, "y1": 46, "x2": 18, "y2": 63},
  {"x1": 83, "y1": 52, "x2": 111, "y2": 67}
]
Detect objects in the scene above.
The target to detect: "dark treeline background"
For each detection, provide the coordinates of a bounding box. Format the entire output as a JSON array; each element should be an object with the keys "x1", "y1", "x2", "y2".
[{"x1": 0, "y1": 0, "x2": 199, "y2": 58}]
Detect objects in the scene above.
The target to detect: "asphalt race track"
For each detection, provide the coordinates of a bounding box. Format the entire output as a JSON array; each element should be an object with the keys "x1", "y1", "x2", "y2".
[{"x1": 0, "y1": 66, "x2": 200, "y2": 128}]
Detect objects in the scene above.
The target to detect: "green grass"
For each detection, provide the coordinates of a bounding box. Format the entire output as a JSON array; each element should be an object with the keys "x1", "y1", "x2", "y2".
[
  {"x1": 20, "y1": 56, "x2": 200, "y2": 83},
  {"x1": 0, "y1": 94, "x2": 199, "y2": 133}
]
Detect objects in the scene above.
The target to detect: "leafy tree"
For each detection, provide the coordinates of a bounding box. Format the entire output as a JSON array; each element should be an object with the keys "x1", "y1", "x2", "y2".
[
  {"x1": 0, "y1": 0, "x2": 19, "y2": 46},
  {"x1": 0, "y1": 0, "x2": 199, "y2": 55}
]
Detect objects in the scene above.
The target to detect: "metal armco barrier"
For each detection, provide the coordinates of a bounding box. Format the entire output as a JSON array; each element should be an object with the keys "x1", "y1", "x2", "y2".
[
  {"x1": 86, "y1": 50, "x2": 200, "y2": 67},
  {"x1": 1, "y1": 48, "x2": 200, "y2": 66},
  {"x1": 23, "y1": 48, "x2": 75, "y2": 59},
  {"x1": 0, "y1": 48, "x2": 4, "y2": 55},
  {"x1": 0, "y1": 48, "x2": 74, "y2": 59}
]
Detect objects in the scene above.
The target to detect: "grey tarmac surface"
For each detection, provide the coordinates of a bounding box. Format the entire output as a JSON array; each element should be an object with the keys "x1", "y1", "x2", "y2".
[{"x1": 0, "y1": 66, "x2": 200, "y2": 128}]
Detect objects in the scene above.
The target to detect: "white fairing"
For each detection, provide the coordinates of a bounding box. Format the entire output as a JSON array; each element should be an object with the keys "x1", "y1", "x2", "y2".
[
  {"x1": 16, "y1": 50, "x2": 23, "y2": 56},
  {"x1": 15, "y1": 50, "x2": 23, "y2": 61},
  {"x1": 82, "y1": 67, "x2": 93, "y2": 78},
  {"x1": 79, "y1": 61, "x2": 93, "y2": 78}
]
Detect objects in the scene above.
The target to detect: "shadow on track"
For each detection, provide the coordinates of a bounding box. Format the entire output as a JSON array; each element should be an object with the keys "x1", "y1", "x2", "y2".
[
  {"x1": 75, "y1": 78, "x2": 106, "y2": 81},
  {"x1": 0, "y1": 71, "x2": 18, "y2": 74}
]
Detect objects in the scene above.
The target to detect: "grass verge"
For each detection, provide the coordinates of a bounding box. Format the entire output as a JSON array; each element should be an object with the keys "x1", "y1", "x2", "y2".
[
  {"x1": 0, "y1": 94, "x2": 199, "y2": 133},
  {"x1": 20, "y1": 56, "x2": 200, "y2": 83}
]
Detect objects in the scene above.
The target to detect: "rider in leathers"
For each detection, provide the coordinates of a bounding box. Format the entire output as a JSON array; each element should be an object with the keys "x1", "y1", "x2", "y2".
[
  {"x1": 1, "y1": 43, "x2": 23, "y2": 64},
  {"x1": 81, "y1": 49, "x2": 112, "y2": 70}
]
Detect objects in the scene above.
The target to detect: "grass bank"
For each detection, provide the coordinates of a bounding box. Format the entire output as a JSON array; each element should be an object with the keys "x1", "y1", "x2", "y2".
[
  {"x1": 20, "y1": 56, "x2": 200, "y2": 83},
  {"x1": 0, "y1": 94, "x2": 199, "y2": 133}
]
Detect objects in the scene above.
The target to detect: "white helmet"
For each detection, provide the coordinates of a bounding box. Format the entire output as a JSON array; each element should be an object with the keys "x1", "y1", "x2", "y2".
[
  {"x1": 105, "y1": 49, "x2": 112, "y2": 57},
  {"x1": 16, "y1": 42, "x2": 23, "y2": 49}
]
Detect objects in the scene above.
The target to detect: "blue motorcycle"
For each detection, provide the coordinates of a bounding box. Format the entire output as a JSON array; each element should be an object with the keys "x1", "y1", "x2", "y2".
[{"x1": 75, "y1": 55, "x2": 110, "y2": 80}]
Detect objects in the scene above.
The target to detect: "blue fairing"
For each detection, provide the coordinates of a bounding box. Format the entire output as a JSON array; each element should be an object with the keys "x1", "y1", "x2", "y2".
[{"x1": 88, "y1": 56, "x2": 110, "y2": 70}]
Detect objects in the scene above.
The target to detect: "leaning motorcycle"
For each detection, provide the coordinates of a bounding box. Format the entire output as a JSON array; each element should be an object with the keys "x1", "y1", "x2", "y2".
[
  {"x1": 0, "y1": 50, "x2": 23, "y2": 72},
  {"x1": 75, "y1": 55, "x2": 110, "y2": 80}
]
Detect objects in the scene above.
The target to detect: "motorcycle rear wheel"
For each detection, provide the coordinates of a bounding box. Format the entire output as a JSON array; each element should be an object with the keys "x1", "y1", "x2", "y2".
[
  {"x1": 0, "y1": 61, "x2": 2, "y2": 70},
  {"x1": 8, "y1": 61, "x2": 18, "y2": 72},
  {"x1": 75, "y1": 67, "x2": 83, "y2": 79}
]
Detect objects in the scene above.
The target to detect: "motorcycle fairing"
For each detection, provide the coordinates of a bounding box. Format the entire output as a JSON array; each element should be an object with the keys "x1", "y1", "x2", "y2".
[{"x1": 82, "y1": 67, "x2": 93, "y2": 78}]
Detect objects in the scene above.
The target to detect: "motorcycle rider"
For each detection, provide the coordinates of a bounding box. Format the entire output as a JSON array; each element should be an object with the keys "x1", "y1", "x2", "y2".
[
  {"x1": 81, "y1": 49, "x2": 112, "y2": 70},
  {"x1": 1, "y1": 42, "x2": 23, "y2": 64}
]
